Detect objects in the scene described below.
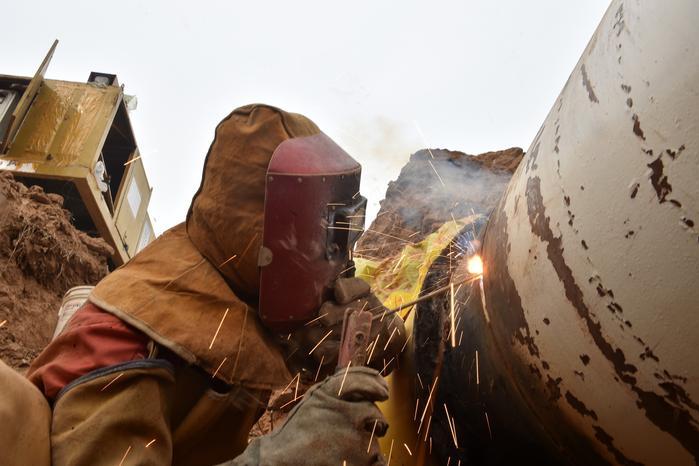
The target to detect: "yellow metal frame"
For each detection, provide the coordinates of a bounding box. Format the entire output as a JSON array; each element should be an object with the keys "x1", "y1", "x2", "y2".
[{"x1": 0, "y1": 76, "x2": 150, "y2": 266}]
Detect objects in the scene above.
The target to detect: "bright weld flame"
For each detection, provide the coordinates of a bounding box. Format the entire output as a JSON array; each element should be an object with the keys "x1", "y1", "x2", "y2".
[{"x1": 467, "y1": 254, "x2": 483, "y2": 276}]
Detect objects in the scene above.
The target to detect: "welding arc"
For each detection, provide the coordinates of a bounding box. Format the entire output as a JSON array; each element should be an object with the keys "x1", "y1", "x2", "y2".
[{"x1": 373, "y1": 275, "x2": 481, "y2": 321}]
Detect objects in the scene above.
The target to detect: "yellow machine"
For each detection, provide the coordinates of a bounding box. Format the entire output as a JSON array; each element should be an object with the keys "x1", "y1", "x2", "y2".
[{"x1": 0, "y1": 41, "x2": 153, "y2": 267}]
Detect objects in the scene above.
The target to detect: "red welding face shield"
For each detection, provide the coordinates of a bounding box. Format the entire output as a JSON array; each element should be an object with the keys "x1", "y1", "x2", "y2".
[{"x1": 258, "y1": 132, "x2": 367, "y2": 332}]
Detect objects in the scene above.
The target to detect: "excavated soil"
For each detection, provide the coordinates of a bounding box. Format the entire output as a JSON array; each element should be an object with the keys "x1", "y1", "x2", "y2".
[
  {"x1": 0, "y1": 171, "x2": 113, "y2": 371},
  {"x1": 357, "y1": 147, "x2": 523, "y2": 257}
]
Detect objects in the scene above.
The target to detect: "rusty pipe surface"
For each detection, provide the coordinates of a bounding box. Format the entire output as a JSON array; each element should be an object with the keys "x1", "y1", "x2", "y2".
[{"x1": 477, "y1": 1, "x2": 699, "y2": 464}]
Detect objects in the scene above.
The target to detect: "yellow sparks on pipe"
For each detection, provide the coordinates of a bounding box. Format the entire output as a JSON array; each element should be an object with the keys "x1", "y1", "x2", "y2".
[
  {"x1": 387, "y1": 439, "x2": 395, "y2": 465},
  {"x1": 338, "y1": 361, "x2": 351, "y2": 397},
  {"x1": 308, "y1": 329, "x2": 333, "y2": 355},
  {"x1": 479, "y1": 277, "x2": 490, "y2": 323},
  {"x1": 418, "y1": 376, "x2": 439, "y2": 433},
  {"x1": 427, "y1": 159, "x2": 446, "y2": 188},
  {"x1": 211, "y1": 357, "x2": 228, "y2": 379},
  {"x1": 209, "y1": 307, "x2": 229, "y2": 349},
  {"x1": 450, "y1": 282, "x2": 456, "y2": 348},
  {"x1": 100, "y1": 372, "x2": 124, "y2": 391},
  {"x1": 145, "y1": 439, "x2": 157, "y2": 448},
  {"x1": 444, "y1": 403, "x2": 459, "y2": 448},
  {"x1": 117, "y1": 446, "x2": 132, "y2": 466},
  {"x1": 403, "y1": 443, "x2": 413, "y2": 456},
  {"x1": 367, "y1": 419, "x2": 378, "y2": 453},
  {"x1": 467, "y1": 254, "x2": 484, "y2": 275}
]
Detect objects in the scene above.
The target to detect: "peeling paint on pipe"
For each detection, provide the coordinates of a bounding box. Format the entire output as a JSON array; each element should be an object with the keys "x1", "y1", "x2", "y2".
[{"x1": 478, "y1": 1, "x2": 699, "y2": 464}]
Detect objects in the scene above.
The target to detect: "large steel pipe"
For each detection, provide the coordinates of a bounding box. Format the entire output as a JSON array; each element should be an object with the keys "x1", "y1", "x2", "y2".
[
  {"x1": 481, "y1": 0, "x2": 699, "y2": 464},
  {"x1": 416, "y1": 1, "x2": 699, "y2": 465}
]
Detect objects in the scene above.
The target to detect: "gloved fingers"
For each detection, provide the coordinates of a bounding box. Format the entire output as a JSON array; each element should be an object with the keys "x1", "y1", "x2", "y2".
[
  {"x1": 334, "y1": 277, "x2": 371, "y2": 304},
  {"x1": 323, "y1": 366, "x2": 389, "y2": 402}
]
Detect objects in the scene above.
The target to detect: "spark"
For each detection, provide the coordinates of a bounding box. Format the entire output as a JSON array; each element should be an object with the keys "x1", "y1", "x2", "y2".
[
  {"x1": 100, "y1": 372, "x2": 124, "y2": 391},
  {"x1": 337, "y1": 362, "x2": 351, "y2": 397},
  {"x1": 476, "y1": 350, "x2": 480, "y2": 385},
  {"x1": 380, "y1": 357, "x2": 395, "y2": 375},
  {"x1": 145, "y1": 439, "x2": 156, "y2": 448},
  {"x1": 413, "y1": 398, "x2": 420, "y2": 421},
  {"x1": 308, "y1": 329, "x2": 333, "y2": 355},
  {"x1": 117, "y1": 446, "x2": 132, "y2": 466},
  {"x1": 479, "y1": 277, "x2": 490, "y2": 323},
  {"x1": 0, "y1": 319, "x2": 6, "y2": 328},
  {"x1": 427, "y1": 159, "x2": 446, "y2": 188},
  {"x1": 467, "y1": 255, "x2": 483, "y2": 275},
  {"x1": 280, "y1": 373, "x2": 301, "y2": 394},
  {"x1": 366, "y1": 334, "x2": 380, "y2": 365},
  {"x1": 367, "y1": 419, "x2": 378, "y2": 453},
  {"x1": 412, "y1": 120, "x2": 436, "y2": 159},
  {"x1": 123, "y1": 155, "x2": 142, "y2": 166},
  {"x1": 238, "y1": 233, "x2": 259, "y2": 261},
  {"x1": 403, "y1": 443, "x2": 413, "y2": 456},
  {"x1": 279, "y1": 394, "x2": 304, "y2": 410},
  {"x1": 314, "y1": 355, "x2": 325, "y2": 382},
  {"x1": 450, "y1": 283, "x2": 456, "y2": 348},
  {"x1": 294, "y1": 373, "x2": 300, "y2": 399},
  {"x1": 400, "y1": 333, "x2": 412, "y2": 354},
  {"x1": 383, "y1": 327, "x2": 399, "y2": 351},
  {"x1": 327, "y1": 203, "x2": 346, "y2": 206},
  {"x1": 444, "y1": 403, "x2": 459, "y2": 447},
  {"x1": 218, "y1": 254, "x2": 237, "y2": 268},
  {"x1": 211, "y1": 357, "x2": 228, "y2": 379},
  {"x1": 418, "y1": 376, "x2": 439, "y2": 433},
  {"x1": 209, "y1": 308, "x2": 229, "y2": 349},
  {"x1": 387, "y1": 439, "x2": 394, "y2": 465},
  {"x1": 327, "y1": 226, "x2": 415, "y2": 244},
  {"x1": 416, "y1": 373, "x2": 424, "y2": 390},
  {"x1": 485, "y1": 412, "x2": 493, "y2": 440}
]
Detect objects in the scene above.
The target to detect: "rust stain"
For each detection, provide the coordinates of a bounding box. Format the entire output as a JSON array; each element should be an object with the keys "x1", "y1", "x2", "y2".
[
  {"x1": 630, "y1": 183, "x2": 640, "y2": 199},
  {"x1": 647, "y1": 157, "x2": 672, "y2": 203},
  {"x1": 593, "y1": 425, "x2": 644, "y2": 466},
  {"x1": 621, "y1": 84, "x2": 632, "y2": 94},
  {"x1": 565, "y1": 391, "x2": 598, "y2": 421},
  {"x1": 581, "y1": 65, "x2": 600, "y2": 103},
  {"x1": 632, "y1": 114, "x2": 646, "y2": 140},
  {"x1": 526, "y1": 176, "x2": 699, "y2": 461}
]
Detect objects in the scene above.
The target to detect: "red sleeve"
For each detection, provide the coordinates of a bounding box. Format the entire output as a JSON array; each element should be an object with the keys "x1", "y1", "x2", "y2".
[{"x1": 27, "y1": 302, "x2": 150, "y2": 401}]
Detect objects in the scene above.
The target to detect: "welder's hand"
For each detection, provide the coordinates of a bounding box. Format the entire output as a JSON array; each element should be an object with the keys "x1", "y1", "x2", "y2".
[
  {"x1": 290, "y1": 277, "x2": 407, "y2": 377},
  {"x1": 224, "y1": 366, "x2": 389, "y2": 466}
]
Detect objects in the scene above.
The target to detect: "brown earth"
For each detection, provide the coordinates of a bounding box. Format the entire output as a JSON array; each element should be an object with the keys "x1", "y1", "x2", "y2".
[
  {"x1": 0, "y1": 171, "x2": 113, "y2": 371},
  {"x1": 357, "y1": 147, "x2": 523, "y2": 258}
]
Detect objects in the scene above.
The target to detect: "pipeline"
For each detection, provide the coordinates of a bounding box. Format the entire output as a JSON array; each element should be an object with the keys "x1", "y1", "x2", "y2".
[{"x1": 415, "y1": 1, "x2": 699, "y2": 465}]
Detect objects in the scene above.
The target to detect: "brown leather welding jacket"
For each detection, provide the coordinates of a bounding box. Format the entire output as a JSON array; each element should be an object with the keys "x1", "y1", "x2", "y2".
[{"x1": 90, "y1": 104, "x2": 322, "y2": 389}]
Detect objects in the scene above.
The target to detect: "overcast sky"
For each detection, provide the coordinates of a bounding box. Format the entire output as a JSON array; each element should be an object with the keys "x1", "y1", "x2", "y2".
[{"x1": 4, "y1": 0, "x2": 609, "y2": 233}]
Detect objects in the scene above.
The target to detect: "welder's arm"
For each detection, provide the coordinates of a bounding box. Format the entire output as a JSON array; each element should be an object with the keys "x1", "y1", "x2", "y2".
[{"x1": 222, "y1": 366, "x2": 389, "y2": 466}]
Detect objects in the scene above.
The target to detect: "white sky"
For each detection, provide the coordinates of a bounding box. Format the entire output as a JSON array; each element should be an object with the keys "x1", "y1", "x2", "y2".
[{"x1": 4, "y1": 0, "x2": 609, "y2": 233}]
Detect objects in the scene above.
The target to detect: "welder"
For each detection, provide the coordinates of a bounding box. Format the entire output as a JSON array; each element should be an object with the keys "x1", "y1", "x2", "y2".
[{"x1": 1, "y1": 104, "x2": 405, "y2": 465}]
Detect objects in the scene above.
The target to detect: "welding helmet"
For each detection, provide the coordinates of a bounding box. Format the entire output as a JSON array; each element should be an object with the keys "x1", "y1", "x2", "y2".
[{"x1": 258, "y1": 132, "x2": 367, "y2": 332}]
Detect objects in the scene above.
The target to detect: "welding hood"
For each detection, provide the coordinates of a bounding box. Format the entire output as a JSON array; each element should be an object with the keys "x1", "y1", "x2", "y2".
[{"x1": 258, "y1": 132, "x2": 366, "y2": 332}]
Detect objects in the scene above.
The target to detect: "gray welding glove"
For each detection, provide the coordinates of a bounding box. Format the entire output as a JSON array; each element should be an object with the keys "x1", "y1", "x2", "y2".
[
  {"x1": 287, "y1": 277, "x2": 407, "y2": 378},
  {"x1": 224, "y1": 366, "x2": 389, "y2": 466}
]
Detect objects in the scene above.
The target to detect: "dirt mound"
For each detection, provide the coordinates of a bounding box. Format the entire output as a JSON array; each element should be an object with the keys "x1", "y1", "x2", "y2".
[
  {"x1": 358, "y1": 147, "x2": 523, "y2": 257},
  {"x1": 0, "y1": 171, "x2": 113, "y2": 370}
]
